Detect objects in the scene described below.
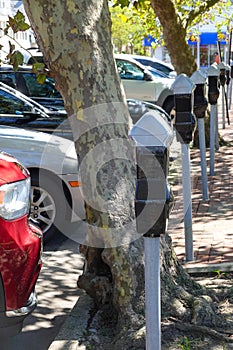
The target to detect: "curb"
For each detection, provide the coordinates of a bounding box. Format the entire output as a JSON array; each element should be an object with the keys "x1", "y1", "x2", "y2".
[{"x1": 48, "y1": 292, "x2": 93, "y2": 350}]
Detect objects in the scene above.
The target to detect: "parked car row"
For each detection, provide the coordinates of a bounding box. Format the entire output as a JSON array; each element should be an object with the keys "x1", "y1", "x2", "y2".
[
  {"x1": 0, "y1": 54, "x2": 173, "y2": 336},
  {"x1": 0, "y1": 53, "x2": 174, "y2": 243},
  {"x1": 0, "y1": 54, "x2": 175, "y2": 115}
]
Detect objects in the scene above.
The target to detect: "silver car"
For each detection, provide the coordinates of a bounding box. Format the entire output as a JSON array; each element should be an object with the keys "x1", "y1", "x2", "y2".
[{"x1": 0, "y1": 125, "x2": 85, "y2": 242}]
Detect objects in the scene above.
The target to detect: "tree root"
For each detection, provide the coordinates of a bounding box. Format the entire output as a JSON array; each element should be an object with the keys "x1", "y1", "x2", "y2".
[{"x1": 171, "y1": 318, "x2": 233, "y2": 343}]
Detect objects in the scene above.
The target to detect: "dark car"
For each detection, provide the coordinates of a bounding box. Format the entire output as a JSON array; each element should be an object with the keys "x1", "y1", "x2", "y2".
[
  {"x1": 0, "y1": 65, "x2": 64, "y2": 111},
  {"x1": 0, "y1": 151, "x2": 42, "y2": 337},
  {"x1": 0, "y1": 78, "x2": 170, "y2": 141},
  {"x1": 0, "y1": 81, "x2": 71, "y2": 139}
]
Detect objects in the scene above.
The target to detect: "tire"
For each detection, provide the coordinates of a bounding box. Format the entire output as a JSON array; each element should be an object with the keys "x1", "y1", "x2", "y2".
[
  {"x1": 162, "y1": 97, "x2": 175, "y2": 118},
  {"x1": 30, "y1": 174, "x2": 68, "y2": 243}
]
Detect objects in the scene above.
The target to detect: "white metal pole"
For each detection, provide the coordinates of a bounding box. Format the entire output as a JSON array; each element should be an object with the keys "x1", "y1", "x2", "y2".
[
  {"x1": 222, "y1": 86, "x2": 225, "y2": 129},
  {"x1": 198, "y1": 118, "x2": 209, "y2": 200},
  {"x1": 215, "y1": 104, "x2": 219, "y2": 150},
  {"x1": 210, "y1": 104, "x2": 217, "y2": 176},
  {"x1": 144, "y1": 237, "x2": 161, "y2": 350},
  {"x1": 229, "y1": 78, "x2": 233, "y2": 109},
  {"x1": 181, "y1": 143, "x2": 194, "y2": 261}
]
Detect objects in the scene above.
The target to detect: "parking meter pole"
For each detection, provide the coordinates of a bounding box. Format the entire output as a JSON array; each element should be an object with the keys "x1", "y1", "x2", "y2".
[
  {"x1": 222, "y1": 87, "x2": 225, "y2": 129},
  {"x1": 144, "y1": 237, "x2": 161, "y2": 350},
  {"x1": 226, "y1": 65, "x2": 231, "y2": 107},
  {"x1": 191, "y1": 70, "x2": 209, "y2": 201},
  {"x1": 229, "y1": 65, "x2": 233, "y2": 109},
  {"x1": 207, "y1": 65, "x2": 220, "y2": 176},
  {"x1": 198, "y1": 118, "x2": 209, "y2": 199},
  {"x1": 215, "y1": 104, "x2": 219, "y2": 151},
  {"x1": 210, "y1": 104, "x2": 217, "y2": 176},
  {"x1": 130, "y1": 112, "x2": 173, "y2": 350},
  {"x1": 181, "y1": 143, "x2": 194, "y2": 261},
  {"x1": 171, "y1": 74, "x2": 196, "y2": 262}
]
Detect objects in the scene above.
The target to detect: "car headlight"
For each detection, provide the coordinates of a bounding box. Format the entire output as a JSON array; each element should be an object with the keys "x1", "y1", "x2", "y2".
[{"x1": 0, "y1": 178, "x2": 31, "y2": 220}]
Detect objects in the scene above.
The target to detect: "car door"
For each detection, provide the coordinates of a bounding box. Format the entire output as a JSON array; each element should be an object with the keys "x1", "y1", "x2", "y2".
[{"x1": 115, "y1": 58, "x2": 157, "y2": 102}]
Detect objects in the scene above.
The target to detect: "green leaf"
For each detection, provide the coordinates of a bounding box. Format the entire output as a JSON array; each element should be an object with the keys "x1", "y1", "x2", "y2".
[
  {"x1": 32, "y1": 62, "x2": 46, "y2": 73},
  {"x1": 8, "y1": 10, "x2": 30, "y2": 33},
  {"x1": 36, "y1": 73, "x2": 47, "y2": 84},
  {"x1": 8, "y1": 51, "x2": 24, "y2": 71}
]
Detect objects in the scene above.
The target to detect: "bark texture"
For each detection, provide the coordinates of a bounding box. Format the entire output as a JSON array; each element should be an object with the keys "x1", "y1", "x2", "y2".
[
  {"x1": 23, "y1": 0, "x2": 138, "y2": 321},
  {"x1": 150, "y1": 0, "x2": 197, "y2": 76}
]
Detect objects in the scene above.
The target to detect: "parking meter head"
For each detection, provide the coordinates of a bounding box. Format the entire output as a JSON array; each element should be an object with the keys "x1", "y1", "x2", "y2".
[
  {"x1": 129, "y1": 111, "x2": 174, "y2": 237},
  {"x1": 225, "y1": 65, "x2": 231, "y2": 85},
  {"x1": 190, "y1": 70, "x2": 208, "y2": 119},
  {"x1": 218, "y1": 61, "x2": 227, "y2": 86},
  {"x1": 171, "y1": 74, "x2": 197, "y2": 144},
  {"x1": 207, "y1": 64, "x2": 220, "y2": 105}
]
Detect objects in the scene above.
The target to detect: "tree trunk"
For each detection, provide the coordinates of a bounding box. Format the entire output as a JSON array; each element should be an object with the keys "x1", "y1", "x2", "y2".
[
  {"x1": 23, "y1": 0, "x2": 140, "y2": 321},
  {"x1": 150, "y1": 0, "x2": 197, "y2": 76},
  {"x1": 23, "y1": 1, "x2": 231, "y2": 348}
]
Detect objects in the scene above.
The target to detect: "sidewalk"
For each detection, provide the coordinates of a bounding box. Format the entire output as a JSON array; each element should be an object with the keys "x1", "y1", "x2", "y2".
[
  {"x1": 48, "y1": 107, "x2": 233, "y2": 349},
  {"x1": 167, "y1": 108, "x2": 233, "y2": 273}
]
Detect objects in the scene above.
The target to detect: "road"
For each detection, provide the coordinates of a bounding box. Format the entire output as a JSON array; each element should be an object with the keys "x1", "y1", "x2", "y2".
[{"x1": 1, "y1": 234, "x2": 84, "y2": 350}]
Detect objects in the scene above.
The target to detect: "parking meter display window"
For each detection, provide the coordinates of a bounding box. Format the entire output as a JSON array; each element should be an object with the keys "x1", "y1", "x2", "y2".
[
  {"x1": 136, "y1": 179, "x2": 166, "y2": 200},
  {"x1": 208, "y1": 76, "x2": 220, "y2": 105},
  {"x1": 136, "y1": 147, "x2": 169, "y2": 180},
  {"x1": 193, "y1": 85, "x2": 208, "y2": 119},
  {"x1": 175, "y1": 94, "x2": 193, "y2": 113}
]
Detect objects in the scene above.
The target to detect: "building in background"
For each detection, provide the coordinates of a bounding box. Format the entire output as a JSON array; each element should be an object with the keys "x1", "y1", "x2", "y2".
[
  {"x1": 143, "y1": 16, "x2": 232, "y2": 67},
  {"x1": 0, "y1": 0, "x2": 36, "y2": 62}
]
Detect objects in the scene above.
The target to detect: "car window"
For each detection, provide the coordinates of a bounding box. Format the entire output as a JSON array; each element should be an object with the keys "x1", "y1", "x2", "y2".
[
  {"x1": 116, "y1": 59, "x2": 144, "y2": 80},
  {"x1": 0, "y1": 89, "x2": 27, "y2": 114},
  {"x1": 16, "y1": 72, "x2": 62, "y2": 99},
  {"x1": 135, "y1": 58, "x2": 172, "y2": 75},
  {"x1": 0, "y1": 72, "x2": 16, "y2": 88}
]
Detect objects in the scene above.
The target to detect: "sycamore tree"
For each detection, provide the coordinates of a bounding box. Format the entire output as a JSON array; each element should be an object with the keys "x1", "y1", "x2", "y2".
[{"x1": 18, "y1": 0, "x2": 233, "y2": 349}]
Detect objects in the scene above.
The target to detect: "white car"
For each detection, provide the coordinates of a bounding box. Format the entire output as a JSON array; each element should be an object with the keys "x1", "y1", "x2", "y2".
[
  {"x1": 115, "y1": 54, "x2": 175, "y2": 115},
  {"x1": 0, "y1": 125, "x2": 85, "y2": 242}
]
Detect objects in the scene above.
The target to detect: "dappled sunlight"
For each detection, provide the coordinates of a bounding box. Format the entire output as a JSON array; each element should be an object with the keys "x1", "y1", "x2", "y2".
[{"x1": 167, "y1": 115, "x2": 233, "y2": 266}]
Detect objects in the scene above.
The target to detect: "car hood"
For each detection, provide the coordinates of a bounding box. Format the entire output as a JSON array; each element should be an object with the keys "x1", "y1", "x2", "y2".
[
  {"x1": 0, "y1": 126, "x2": 78, "y2": 175},
  {"x1": 0, "y1": 152, "x2": 29, "y2": 185}
]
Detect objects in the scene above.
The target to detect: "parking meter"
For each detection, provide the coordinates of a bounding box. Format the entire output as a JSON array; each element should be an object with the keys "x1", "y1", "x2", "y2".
[
  {"x1": 226, "y1": 64, "x2": 231, "y2": 87},
  {"x1": 207, "y1": 64, "x2": 220, "y2": 175},
  {"x1": 130, "y1": 112, "x2": 174, "y2": 237},
  {"x1": 171, "y1": 74, "x2": 197, "y2": 144},
  {"x1": 171, "y1": 74, "x2": 196, "y2": 261},
  {"x1": 190, "y1": 70, "x2": 209, "y2": 200},
  {"x1": 190, "y1": 70, "x2": 208, "y2": 119},
  {"x1": 129, "y1": 111, "x2": 173, "y2": 350},
  {"x1": 219, "y1": 61, "x2": 227, "y2": 86},
  {"x1": 207, "y1": 64, "x2": 220, "y2": 105}
]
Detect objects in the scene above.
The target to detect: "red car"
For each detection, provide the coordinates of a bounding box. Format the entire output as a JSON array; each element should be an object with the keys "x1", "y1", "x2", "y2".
[{"x1": 0, "y1": 152, "x2": 42, "y2": 337}]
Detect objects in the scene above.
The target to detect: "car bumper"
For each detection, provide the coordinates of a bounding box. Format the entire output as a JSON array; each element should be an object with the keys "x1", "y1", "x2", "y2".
[
  {"x1": 61, "y1": 173, "x2": 86, "y2": 222},
  {"x1": 0, "y1": 290, "x2": 37, "y2": 337}
]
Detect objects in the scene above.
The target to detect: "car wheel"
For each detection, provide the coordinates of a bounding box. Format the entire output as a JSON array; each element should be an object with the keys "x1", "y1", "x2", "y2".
[
  {"x1": 30, "y1": 174, "x2": 68, "y2": 243},
  {"x1": 162, "y1": 97, "x2": 175, "y2": 118}
]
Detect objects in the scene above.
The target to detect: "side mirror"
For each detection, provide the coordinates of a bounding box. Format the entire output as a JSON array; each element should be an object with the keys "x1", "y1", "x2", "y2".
[{"x1": 144, "y1": 71, "x2": 153, "y2": 81}]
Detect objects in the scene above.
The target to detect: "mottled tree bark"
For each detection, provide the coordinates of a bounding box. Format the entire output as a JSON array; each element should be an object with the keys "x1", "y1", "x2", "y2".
[{"x1": 23, "y1": 0, "x2": 140, "y2": 322}]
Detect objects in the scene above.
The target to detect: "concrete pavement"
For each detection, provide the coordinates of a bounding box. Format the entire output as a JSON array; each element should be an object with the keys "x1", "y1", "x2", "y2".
[{"x1": 48, "y1": 106, "x2": 233, "y2": 349}]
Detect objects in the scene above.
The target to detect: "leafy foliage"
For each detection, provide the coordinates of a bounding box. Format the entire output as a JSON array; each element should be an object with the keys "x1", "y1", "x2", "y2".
[
  {"x1": 1, "y1": 10, "x2": 46, "y2": 81},
  {"x1": 4, "y1": 10, "x2": 30, "y2": 35}
]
